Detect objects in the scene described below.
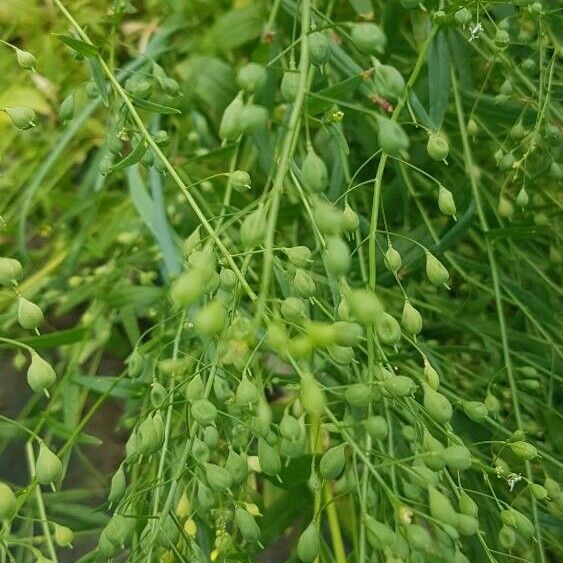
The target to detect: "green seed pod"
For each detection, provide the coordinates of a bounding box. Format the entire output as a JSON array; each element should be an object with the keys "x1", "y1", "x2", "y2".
[
  {"x1": 342, "y1": 203, "x2": 359, "y2": 231},
  {"x1": 98, "y1": 528, "x2": 120, "y2": 557},
  {"x1": 204, "y1": 426, "x2": 220, "y2": 450},
  {"x1": 170, "y1": 269, "x2": 207, "y2": 307},
  {"x1": 240, "y1": 104, "x2": 268, "y2": 133},
  {"x1": 125, "y1": 76, "x2": 152, "y2": 98},
  {"x1": 428, "y1": 486, "x2": 457, "y2": 523},
  {"x1": 279, "y1": 412, "x2": 302, "y2": 440},
  {"x1": 5, "y1": 106, "x2": 36, "y2": 130},
  {"x1": 219, "y1": 94, "x2": 244, "y2": 141},
  {"x1": 59, "y1": 92, "x2": 75, "y2": 121},
  {"x1": 499, "y1": 153, "x2": 515, "y2": 172},
  {"x1": 495, "y1": 29, "x2": 510, "y2": 49},
  {"x1": 459, "y1": 492, "x2": 478, "y2": 517},
  {"x1": 15, "y1": 48, "x2": 36, "y2": 70},
  {"x1": 27, "y1": 352, "x2": 56, "y2": 394},
  {"x1": 530, "y1": 483, "x2": 548, "y2": 500},
  {"x1": 240, "y1": 206, "x2": 267, "y2": 249},
  {"x1": 510, "y1": 120, "x2": 526, "y2": 140},
  {"x1": 313, "y1": 199, "x2": 345, "y2": 235},
  {"x1": 17, "y1": 296, "x2": 44, "y2": 330},
  {"x1": 500, "y1": 509, "x2": 516, "y2": 527},
  {"x1": 332, "y1": 321, "x2": 362, "y2": 347},
  {"x1": 454, "y1": 8, "x2": 471, "y2": 26},
  {"x1": 108, "y1": 465, "x2": 126, "y2": 504},
  {"x1": 284, "y1": 246, "x2": 312, "y2": 268},
  {"x1": 467, "y1": 118, "x2": 478, "y2": 137},
  {"x1": 205, "y1": 463, "x2": 232, "y2": 491},
  {"x1": 364, "y1": 416, "x2": 388, "y2": 441},
  {"x1": 235, "y1": 506, "x2": 261, "y2": 543},
  {"x1": 344, "y1": 383, "x2": 372, "y2": 408},
  {"x1": 423, "y1": 384, "x2": 453, "y2": 423},
  {"x1": 364, "y1": 515, "x2": 396, "y2": 548},
  {"x1": 441, "y1": 445, "x2": 472, "y2": 470},
  {"x1": 289, "y1": 335, "x2": 313, "y2": 359},
  {"x1": 0, "y1": 257, "x2": 23, "y2": 285},
  {"x1": 402, "y1": 300, "x2": 422, "y2": 335},
  {"x1": 410, "y1": 465, "x2": 440, "y2": 488},
  {"x1": 373, "y1": 65, "x2": 405, "y2": 99},
  {"x1": 150, "y1": 381, "x2": 167, "y2": 408},
  {"x1": 378, "y1": 118, "x2": 409, "y2": 156},
  {"x1": 194, "y1": 299, "x2": 225, "y2": 338},
  {"x1": 226, "y1": 448, "x2": 248, "y2": 486},
  {"x1": 550, "y1": 161, "x2": 562, "y2": 179},
  {"x1": 375, "y1": 312, "x2": 401, "y2": 346},
  {"x1": 305, "y1": 321, "x2": 337, "y2": 347},
  {"x1": 328, "y1": 344, "x2": 354, "y2": 365},
  {"x1": 0, "y1": 482, "x2": 17, "y2": 520},
  {"x1": 351, "y1": 23, "x2": 387, "y2": 55},
  {"x1": 456, "y1": 514, "x2": 478, "y2": 536},
  {"x1": 258, "y1": 437, "x2": 281, "y2": 476},
  {"x1": 319, "y1": 445, "x2": 346, "y2": 480},
  {"x1": 462, "y1": 401, "x2": 488, "y2": 422},
  {"x1": 515, "y1": 188, "x2": 529, "y2": 208},
  {"x1": 427, "y1": 132, "x2": 449, "y2": 161},
  {"x1": 197, "y1": 482, "x2": 215, "y2": 511},
  {"x1": 161, "y1": 76, "x2": 180, "y2": 96},
  {"x1": 219, "y1": 268, "x2": 237, "y2": 291},
  {"x1": 424, "y1": 361, "x2": 440, "y2": 390},
  {"x1": 498, "y1": 524, "x2": 516, "y2": 548},
  {"x1": 309, "y1": 32, "x2": 330, "y2": 66},
  {"x1": 425, "y1": 252, "x2": 449, "y2": 287},
  {"x1": 281, "y1": 296, "x2": 307, "y2": 323},
  {"x1": 192, "y1": 438, "x2": 210, "y2": 462},
  {"x1": 302, "y1": 148, "x2": 328, "y2": 193},
  {"x1": 36, "y1": 443, "x2": 63, "y2": 485},
  {"x1": 438, "y1": 185, "x2": 456, "y2": 218},
  {"x1": 484, "y1": 393, "x2": 500, "y2": 414},
  {"x1": 325, "y1": 236, "x2": 351, "y2": 276},
  {"x1": 54, "y1": 523, "x2": 74, "y2": 547},
  {"x1": 511, "y1": 509, "x2": 534, "y2": 539},
  {"x1": 544, "y1": 477, "x2": 561, "y2": 499},
  {"x1": 229, "y1": 170, "x2": 251, "y2": 193},
  {"x1": 105, "y1": 511, "x2": 136, "y2": 547},
  {"x1": 235, "y1": 375, "x2": 260, "y2": 406},
  {"x1": 509, "y1": 441, "x2": 537, "y2": 460},
  {"x1": 191, "y1": 398, "x2": 217, "y2": 426},
  {"x1": 281, "y1": 71, "x2": 300, "y2": 102},
  {"x1": 297, "y1": 520, "x2": 320, "y2": 562},
  {"x1": 186, "y1": 374, "x2": 204, "y2": 403},
  {"x1": 136, "y1": 416, "x2": 160, "y2": 455},
  {"x1": 300, "y1": 373, "x2": 326, "y2": 418},
  {"x1": 347, "y1": 289, "x2": 383, "y2": 324},
  {"x1": 384, "y1": 246, "x2": 402, "y2": 273},
  {"x1": 406, "y1": 524, "x2": 432, "y2": 552},
  {"x1": 237, "y1": 62, "x2": 267, "y2": 93},
  {"x1": 383, "y1": 375, "x2": 415, "y2": 398},
  {"x1": 293, "y1": 268, "x2": 316, "y2": 298}
]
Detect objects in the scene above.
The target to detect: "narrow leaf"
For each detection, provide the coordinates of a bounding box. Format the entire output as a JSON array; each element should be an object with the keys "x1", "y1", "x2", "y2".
[
  {"x1": 107, "y1": 140, "x2": 147, "y2": 174},
  {"x1": 54, "y1": 34, "x2": 99, "y2": 58},
  {"x1": 129, "y1": 96, "x2": 181, "y2": 114},
  {"x1": 428, "y1": 30, "x2": 451, "y2": 129}
]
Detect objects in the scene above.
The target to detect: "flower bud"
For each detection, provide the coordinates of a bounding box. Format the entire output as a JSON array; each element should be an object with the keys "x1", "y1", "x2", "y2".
[
  {"x1": 5, "y1": 106, "x2": 36, "y2": 130},
  {"x1": 17, "y1": 296, "x2": 44, "y2": 330}
]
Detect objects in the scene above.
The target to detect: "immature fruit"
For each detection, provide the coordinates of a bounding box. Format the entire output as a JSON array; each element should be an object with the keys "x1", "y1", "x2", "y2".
[
  {"x1": 15, "y1": 48, "x2": 36, "y2": 70},
  {"x1": 438, "y1": 185, "x2": 456, "y2": 218},
  {"x1": 383, "y1": 375, "x2": 415, "y2": 398},
  {"x1": 17, "y1": 296, "x2": 44, "y2": 330},
  {"x1": 378, "y1": 118, "x2": 409, "y2": 156},
  {"x1": 499, "y1": 152, "x2": 515, "y2": 172},
  {"x1": 191, "y1": 399, "x2": 217, "y2": 426},
  {"x1": 281, "y1": 71, "x2": 300, "y2": 102},
  {"x1": 98, "y1": 528, "x2": 120, "y2": 557},
  {"x1": 427, "y1": 132, "x2": 449, "y2": 161},
  {"x1": 328, "y1": 344, "x2": 354, "y2": 365},
  {"x1": 229, "y1": 170, "x2": 251, "y2": 192},
  {"x1": 550, "y1": 161, "x2": 562, "y2": 179},
  {"x1": 313, "y1": 199, "x2": 345, "y2": 235},
  {"x1": 36, "y1": 443, "x2": 63, "y2": 485},
  {"x1": 373, "y1": 65, "x2": 405, "y2": 99},
  {"x1": 424, "y1": 361, "x2": 440, "y2": 390},
  {"x1": 235, "y1": 506, "x2": 261, "y2": 543},
  {"x1": 0, "y1": 483, "x2": 17, "y2": 520},
  {"x1": 0, "y1": 257, "x2": 23, "y2": 284},
  {"x1": 194, "y1": 299, "x2": 225, "y2": 337},
  {"x1": 509, "y1": 440, "x2": 537, "y2": 460},
  {"x1": 226, "y1": 448, "x2": 248, "y2": 486},
  {"x1": 441, "y1": 445, "x2": 472, "y2": 470},
  {"x1": 406, "y1": 524, "x2": 432, "y2": 552},
  {"x1": 192, "y1": 438, "x2": 210, "y2": 462},
  {"x1": 170, "y1": 269, "x2": 207, "y2": 307},
  {"x1": 516, "y1": 187, "x2": 529, "y2": 208},
  {"x1": 364, "y1": 416, "x2": 388, "y2": 440},
  {"x1": 333, "y1": 321, "x2": 363, "y2": 347},
  {"x1": 219, "y1": 94, "x2": 244, "y2": 141},
  {"x1": 281, "y1": 297, "x2": 307, "y2": 323},
  {"x1": 347, "y1": 289, "x2": 383, "y2": 324},
  {"x1": 59, "y1": 92, "x2": 75, "y2": 121},
  {"x1": 27, "y1": 352, "x2": 56, "y2": 394},
  {"x1": 237, "y1": 62, "x2": 267, "y2": 93},
  {"x1": 204, "y1": 426, "x2": 219, "y2": 449},
  {"x1": 309, "y1": 32, "x2": 330, "y2": 65},
  {"x1": 297, "y1": 521, "x2": 320, "y2": 562},
  {"x1": 456, "y1": 514, "x2": 478, "y2": 536},
  {"x1": 240, "y1": 104, "x2": 268, "y2": 133},
  {"x1": 54, "y1": 523, "x2": 74, "y2": 547},
  {"x1": 530, "y1": 483, "x2": 547, "y2": 500},
  {"x1": 5, "y1": 106, "x2": 36, "y2": 130},
  {"x1": 402, "y1": 300, "x2": 422, "y2": 335},
  {"x1": 463, "y1": 401, "x2": 488, "y2": 422},
  {"x1": 108, "y1": 465, "x2": 126, "y2": 504},
  {"x1": 293, "y1": 268, "x2": 316, "y2": 298},
  {"x1": 205, "y1": 463, "x2": 232, "y2": 491},
  {"x1": 467, "y1": 118, "x2": 478, "y2": 137},
  {"x1": 235, "y1": 375, "x2": 259, "y2": 406},
  {"x1": 258, "y1": 438, "x2": 281, "y2": 476},
  {"x1": 484, "y1": 393, "x2": 500, "y2": 414},
  {"x1": 279, "y1": 412, "x2": 302, "y2": 440},
  {"x1": 325, "y1": 236, "x2": 351, "y2": 276},
  {"x1": 319, "y1": 445, "x2": 346, "y2": 480},
  {"x1": 423, "y1": 384, "x2": 453, "y2": 422},
  {"x1": 240, "y1": 206, "x2": 267, "y2": 248},
  {"x1": 186, "y1": 374, "x2": 204, "y2": 402},
  {"x1": 544, "y1": 477, "x2": 561, "y2": 499},
  {"x1": 455, "y1": 7, "x2": 471, "y2": 26},
  {"x1": 300, "y1": 373, "x2": 326, "y2": 418},
  {"x1": 351, "y1": 23, "x2": 387, "y2": 54},
  {"x1": 428, "y1": 486, "x2": 457, "y2": 523},
  {"x1": 342, "y1": 203, "x2": 359, "y2": 231},
  {"x1": 344, "y1": 383, "x2": 372, "y2": 408},
  {"x1": 498, "y1": 524, "x2": 516, "y2": 548},
  {"x1": 302, "y1": 148, "x2": 328, "y2": 193},
  {"x1": 284, "y1": 246, "x2": 312, "y2": 268},
  {"x1": 125, "y1": 76, "x2": 152, "y2": 98},
  {"x1": 364, "y1": 515, "x2": 395, "y2": 548},
  {"x1": 384, "y1": 246, "x2": 402, "y2": 272},
  {"x1": 425, "y1": 252, "x2": 449, "y2": 287},
  {"x1": 375, "y1": 313, "x2": 401, "y2": 346}
]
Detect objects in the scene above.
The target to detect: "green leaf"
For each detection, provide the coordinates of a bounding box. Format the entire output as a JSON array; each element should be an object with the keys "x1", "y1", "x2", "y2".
[
  {"x1": 307, "y1": 74, "x2": 364, "y2": 116},
  {"x1": 427, "y1": 30, "x2": 451, "y2": 129},
  {"x1": 129, "y1": 96, "x2": 181, "y2": 114},
  {"x1": 348, "y1": 0, "x2": 374, "y2": 18},
  {"x1": 47, "y1": 419, "x2": 103, "y2": 446},
  {"x1": 19, "y1": 327, "x2": 88, "y2": 349},
  {"x1": 54, "y1": 34, "x2": 99, "y2": 58},
  {"x1": 107, "y1": 140, "x2": 147, "y2": 174},
  {"x1": 87, "y1": 58, "x2": 109, "y2": 107},
  {"x1": 72, "y1": 374, "x2": 143, "y2": 399}
]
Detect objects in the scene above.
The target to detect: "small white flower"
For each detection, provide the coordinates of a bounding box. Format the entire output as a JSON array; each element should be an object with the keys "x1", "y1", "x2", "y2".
[
  {"x1": 507, "y1": 472, "x2": 523, "y2": 491},
  {"x1": 469, "y1": 23, "x2": 484, "y2": 42}
]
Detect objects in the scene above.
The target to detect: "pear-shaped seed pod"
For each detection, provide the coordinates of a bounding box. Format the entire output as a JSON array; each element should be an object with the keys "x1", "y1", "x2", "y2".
[
  {"x1": 300, "y1": 373, "x2": 325, "y2": 418},
  {"x1": 194, "y1": 299, "x2": 225, "y2": 338},
  {"x1": 427, "y1": 132, "x2": 449, "y2": 161},
  {"x1": 229, "y1": 170, "x2": 251, "y2": 193},
  {"x1": 235, "y1": 375, "x2": 260, "y2": 406},
  {"x1": 364, "y1": 515, "x2": 396, "y2": 548},
  {"x1": 240, "y1": 206, "x2": 267, "y2": 249},
  {"x1": 240, "y1": 104, "x2": 268, "y2": 133},
  {"x1": 325, "y1": 236, "x2": 351, "y2": 276},
  {"x1": 313, "y1": 199, "x2": 345, "y2": 235},
  {"x1": 279, "y1": 412, "x2": 302, "y2": 440},
  {"x1": 375, "y1": 313, "x2": 401, "y2": 346},
  {"x1": 302, "y1": 148, "x2": 328, "y2": 193},
  {"x1": 351, "y1": 23, "x2": 387, "y2": 54},
  {"x1": 27, "y1": 352, "x2": 56, "y2": 394},
  {"x1": 484, "y1": 393, "x2": 500, "y2": 414},
  {"x1": 5, "y1": 106, "x2": 36, "y2": 130},
  {"x1": 454, "y1": 7, "x2": 471, "y2": 26},
  {"x1": 347, "y1": 289, "x2": 383, "y2": 324},
  {"x1": 456, "y1": 514, "x2": 479, "y2": 536},
  {"x1": 344, "y1": 383, "x2": 372, "y2": 408},
  {"x1": 467, "y1": 118, "x2": 478, "y2": 137},
  {"x1": 423, "y1": 361, "x2": 440, "y2": 390},
  {"x1": 191, "y1": 399, "x2": 217, "y2": 426},
  {"x1": 459, "y1": 492, "x2": 478, "y2": 517},
  {"x1": 319, "y1": 445, "x2": 346, "y2": 480},
  {"x1": 516, "y1": 187, "x2": 529, "y2": 208},
  {"x1": 498, "y1": 195, "x2": 514, "y2": 219},
  {"x1": 0, "y1": 482, "x2": 17, "y2": 520},
  {"x1": 297, "y1": 520, "x2": 320, "y2": 562},
  {"x1": 438, "y1": 185, "x2": 457, "y2": 218},
  {"x1": 59, "y1": 92, "x2": 75, "y2": 121},
  {"x1": 0, "y1": 257, "x2": 23, "y2": 285},
  {"x1": 54, "y1": 523, "x2": 74, "y2": 546},
  {"x1": 364, "y1": 416, "x2": 388, "y2": 440},
  {"x1": 384, "y1": 246, "x2": 402, "y2": 273},
  {"x1": 378, "y1": 118, "x2": 409, "y2": 156},
  {"x1": 423, "y1": 384, "x2": 453, "y2": 422},
  {"x1": 428, "y1": 485, "x2": 457, "y2": 523},
  {"x1": 509, "y1": 441, "x2": 537, "y2": 460},
  {"x1": 383, "y1": 375, "x2": 415, "y2": 398},
  {"x1": 204, "y1": 463, "x2": 232, "y2": 491},
  {"x1": 309, "y1": 32, "x2": 330, "y2": 66},
  {"x1": 36, "y1": 443, "x2": 63, "y2": 485},
  {"x1": 402, "y1": 300, "x2": 422, "y2": 335},
  {"x1": 186, "y1": 374, "x2": 204, "y2": 402},
  {"x1": 170, "y1": 269, "x2": 207, "y2": 308},
  {"x1": 462, "y1": 400, "x2": 488, "y2": 422},
  {"x1": 342, "y1": 203, "x2": 359, "y2": 231},
  {"x1": 293, "y1": 268, "x2": 316, "y2": 298},
  {"x1": 441, "y1": 445, "x2": 472, "y2": 470},
  {"x1": 15, "y1": 48, "x2": 36, "y2": 70},
  {"x1": 237, "y1": 62, "x2": 267, "y2": 93},
  {"x1": 406, "y1": 523, "x2": 432, "y2": 552},
  {"x1": 219, "y1": 94, "x2": 244, "y2": 141},
  {"x1": 258, "y1": 438, "x2": 281, "y2": 476},
  {"x1": 17, "y1": 296, "x2": 44, "y2": 330},
  {"x1": 226, "y1": 448, "x2": 248, "y2": 486},
  {"x1": 283, "y1": 246, "x2": 312, "y2": 268},
  {"x1": 235, "y1": 505, "x2": 261, "y2": 543},
  {"x1": 281, "y1": 297, "x2": 307, "y2": 323},
  {"x1": 425, "y1": 252, "x2": 449, "y2": 287},
  {"x1": 108, "y1": 465, "x2": 126, "y2": 504},
  {"x1": 281, "y1": 71, "x2": 300, "y2": 102}
]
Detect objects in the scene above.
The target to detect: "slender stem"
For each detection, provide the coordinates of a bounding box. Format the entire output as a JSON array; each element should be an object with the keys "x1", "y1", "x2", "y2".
[{"x1": 324, "y1": 483, "x2": 347, "y2": 563}]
